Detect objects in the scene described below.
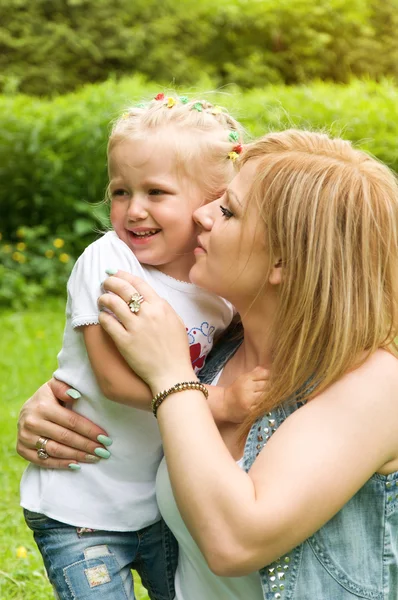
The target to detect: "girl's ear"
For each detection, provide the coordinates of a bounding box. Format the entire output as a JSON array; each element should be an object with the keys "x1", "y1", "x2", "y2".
[{"x1": 269, "y1": 258, "x2": 282, "y2": 286}]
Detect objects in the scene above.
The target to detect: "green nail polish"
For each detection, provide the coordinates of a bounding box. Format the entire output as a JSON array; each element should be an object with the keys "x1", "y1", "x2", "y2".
[
  {"x1": 94, "y1": 447, "x2": 111, "y2": 459},
  {"x1": 68, "y1": 463, "x2": 81, "y2": 471},
  {"x1": 97, "y1": 434, "x2": 113, "y2": 447},
  {"x1": 105, "y1": 268, "x2": 118, "y2": 275},
  {"x1": 85, "y1": 454, "x2": 100, "y2": 463},
  {"x1": 66, "y1": 388, "x2": 81, "y2": 400}
]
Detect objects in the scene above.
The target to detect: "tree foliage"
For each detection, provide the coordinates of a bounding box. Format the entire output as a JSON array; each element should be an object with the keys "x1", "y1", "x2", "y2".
[{"x1": 0, "y1": 0, "x2": 397, "y2": 95}]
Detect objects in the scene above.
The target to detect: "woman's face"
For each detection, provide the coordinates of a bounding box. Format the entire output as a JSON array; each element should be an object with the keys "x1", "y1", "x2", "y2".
[{"x1": 190, "y1": 159, "x2": 271, "y2": 304}]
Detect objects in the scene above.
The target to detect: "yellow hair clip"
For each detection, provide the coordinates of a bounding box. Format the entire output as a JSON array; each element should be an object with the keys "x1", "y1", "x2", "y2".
[
  {"x1": 228, "y1": 151, "x2": 239, "y2": 161},
  {"x1": 121, "y1": 112, "x2": 130, "y2": 119},
  {"x1": 212, "y1": 106, "x2": 222, "y2": 115},
  {"x1": 167, "y1": 97, "x2": 176, "y2": 108}
]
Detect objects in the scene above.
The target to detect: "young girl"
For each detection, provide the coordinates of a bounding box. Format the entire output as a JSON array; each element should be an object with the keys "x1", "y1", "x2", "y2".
[{"x1": 20, "y1": 94, "x2": 262, "y2": 600}]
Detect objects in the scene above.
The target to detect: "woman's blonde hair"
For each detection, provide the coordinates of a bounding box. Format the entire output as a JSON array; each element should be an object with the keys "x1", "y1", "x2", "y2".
[
  {"x1": 108, "y1": 94, "x2": 244, "y2": 202},
  {"x1": 241, "y1": 129, "x2": 398, "y2": 424}
]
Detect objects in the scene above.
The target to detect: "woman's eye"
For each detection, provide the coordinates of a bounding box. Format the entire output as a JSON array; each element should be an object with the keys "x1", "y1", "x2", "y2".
[{"x1": 220, "y1": 205, "x2": 233, "y2": 219}]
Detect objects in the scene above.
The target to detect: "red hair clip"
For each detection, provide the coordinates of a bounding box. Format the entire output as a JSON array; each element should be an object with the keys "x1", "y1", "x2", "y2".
[
  {"x1": 233, "y1": 143, "x2": 243, "y2": 154},
  {"x1": 154, "y1": 93, "x2": 165, "y2": 101}
]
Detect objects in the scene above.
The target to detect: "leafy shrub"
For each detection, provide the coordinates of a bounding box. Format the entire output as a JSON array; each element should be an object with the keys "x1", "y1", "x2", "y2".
[
  {"x1": 0, "y1": 226, "x2": 74, "y2": 308},
  {"x1": 1, "y1": 76, "x2": 397, "y2": 307},
  {"x1": 0, "y1": 0, "x2": 397, "y2": 95}
]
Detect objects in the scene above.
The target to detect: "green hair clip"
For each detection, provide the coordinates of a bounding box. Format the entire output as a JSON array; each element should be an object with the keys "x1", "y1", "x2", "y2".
[
  {"x1": 229, "y1": 131, "x2": 239, "y2": 142},
  {"x1": 192, "y1": 102, "x2": 203, "y2": 112},
  {"x1": 180, "y1": 96, "x2": 189, "y2": 104}
]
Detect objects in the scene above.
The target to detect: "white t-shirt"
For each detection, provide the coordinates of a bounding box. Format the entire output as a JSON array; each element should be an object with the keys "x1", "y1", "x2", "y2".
[
  {"x1": 156, "y1": 370, "x2": 262, "y2": 599},
  {"x1": 20, "y1": 231, "x2": 234, "y2": 531}
]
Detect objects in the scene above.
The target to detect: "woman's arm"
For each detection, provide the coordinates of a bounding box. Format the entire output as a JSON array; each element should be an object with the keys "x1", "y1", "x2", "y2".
[
  {"x1": 98, "y1": 273, "x2": 398, "y2": 575},
  {"x1": 155, "y1": 352, "x2": 398, "y2": 575},
  {"x1": 17, "y1": 380, "x2": 112, "y2": 469}
]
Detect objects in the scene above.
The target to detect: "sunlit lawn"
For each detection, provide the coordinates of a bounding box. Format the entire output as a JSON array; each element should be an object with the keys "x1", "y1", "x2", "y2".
[{"x1": 0, "y1": 299, "x2": 149, "y2": 600}]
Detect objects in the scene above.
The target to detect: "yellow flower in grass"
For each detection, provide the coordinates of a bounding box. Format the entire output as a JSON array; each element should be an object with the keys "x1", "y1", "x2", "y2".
[
  {"x1": 3, "y1": 244, "x2": 12, "y2": 253},
  {"x1": 53, "y1": 238, "x2": 65, "y2": 248},
  {"x1": 16, "y1": 227, "x2": 25, "y2": 238},
  {"x1": 16, "y1": 242, "x2": 26, "y2": 251},
  {"x1": 12, "y1": 251, "x2": 26, "y2": 263},
  {"x1": 59, "y1": 253, "x2": 70, "y2": 263},
  {"x1": 45, "y1": 249, "x2": 54, "y2": 259},
  {"x1": 16, "y1": 546, "x2": 28, "y2": 558}
]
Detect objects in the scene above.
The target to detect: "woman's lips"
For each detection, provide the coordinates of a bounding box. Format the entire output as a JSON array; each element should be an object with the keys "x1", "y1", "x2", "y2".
[{"x1": 194, "y1": 236, "x2": 206, "y2": 255}]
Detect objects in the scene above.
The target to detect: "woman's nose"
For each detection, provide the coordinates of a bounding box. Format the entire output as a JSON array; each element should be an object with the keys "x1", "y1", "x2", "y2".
[{"x1": 193, "y1": 199, "x2": 218, "y2": 230}]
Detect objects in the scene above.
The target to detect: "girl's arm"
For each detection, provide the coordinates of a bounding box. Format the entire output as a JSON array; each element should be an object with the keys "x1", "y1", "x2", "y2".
[
  {"x1": 83, "y1": 325, "x2": 152, "y2": 409},
  {"x1": 98, "y1": 273, "x2": 398, "y2": 576},
  {"x1": 85, "y1": 324, "x2": 254, "y2": 420}
]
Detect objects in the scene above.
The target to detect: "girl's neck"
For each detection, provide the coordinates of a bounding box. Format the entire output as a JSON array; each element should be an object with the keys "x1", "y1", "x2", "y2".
[{"x1": 148, "y1": 253, "x2": 196, "y2": 283}]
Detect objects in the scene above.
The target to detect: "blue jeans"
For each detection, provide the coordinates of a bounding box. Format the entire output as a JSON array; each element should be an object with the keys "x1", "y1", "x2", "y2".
[{"x1": 24, "y1": 509, "x2": 177, "y2": 600}]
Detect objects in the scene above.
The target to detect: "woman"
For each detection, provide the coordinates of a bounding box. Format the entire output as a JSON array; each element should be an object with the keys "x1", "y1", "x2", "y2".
[{"x1": 18, "y1": 130, "x2": 398, "y2": 599}]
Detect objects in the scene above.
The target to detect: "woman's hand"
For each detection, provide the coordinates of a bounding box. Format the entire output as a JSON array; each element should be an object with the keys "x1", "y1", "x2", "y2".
[
  {"x1": 99, "y1": 272, "x2": 196, "y2": 394},
  {"x1": 17, "y1": 379, "x2": 112, "y2": 469}
]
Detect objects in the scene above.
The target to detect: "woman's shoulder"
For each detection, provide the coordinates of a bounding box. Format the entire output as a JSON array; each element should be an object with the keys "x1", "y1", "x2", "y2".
[{"x1": 322, "y1": 349, "x2": 398, "y2": 398}]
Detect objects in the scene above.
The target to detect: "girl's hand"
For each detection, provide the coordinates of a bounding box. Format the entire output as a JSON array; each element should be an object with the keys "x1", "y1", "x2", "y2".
[
  {"x1": 99, "y1": 272, "x2": 196, "y2": 394},
  {"x1": 17, "y1": 379, "x2": 111, "y2": 469},
  {"x1": 224, "y1": 366, "x2": 269, "y2": 423}
]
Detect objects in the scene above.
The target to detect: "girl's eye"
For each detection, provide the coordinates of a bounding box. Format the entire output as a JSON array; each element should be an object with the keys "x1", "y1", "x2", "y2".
[
  {"x1": 220, "y1": 205, "x2": 233, "y2": 219},
  {"x1": 148, "y1": 189, "x2": 165, "y2": 196},
  {"x1": 112, "y1": 189, "x2": 128, "y2": 197}
]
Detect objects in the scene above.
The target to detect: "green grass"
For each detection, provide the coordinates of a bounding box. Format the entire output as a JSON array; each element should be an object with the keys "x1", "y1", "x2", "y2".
[{"x1": 0, "y1": 298, "x2": 149, "y2": 599}]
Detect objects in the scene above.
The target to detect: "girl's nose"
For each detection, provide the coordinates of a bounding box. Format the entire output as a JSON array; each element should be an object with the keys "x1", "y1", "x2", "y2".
[{"x1": 126, "y1": 198, "x2": 148, "y2": 221}]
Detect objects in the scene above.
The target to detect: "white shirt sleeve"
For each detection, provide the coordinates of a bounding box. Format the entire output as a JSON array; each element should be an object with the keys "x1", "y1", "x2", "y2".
[{"x1": 68, "y1": 232, "x2": 144, "y2": 328}]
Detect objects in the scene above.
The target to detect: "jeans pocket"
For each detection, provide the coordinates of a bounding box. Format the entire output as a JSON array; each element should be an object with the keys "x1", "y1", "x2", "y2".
[{"x1": 64, "y1": 555, "x2": 129, "y2": 599}]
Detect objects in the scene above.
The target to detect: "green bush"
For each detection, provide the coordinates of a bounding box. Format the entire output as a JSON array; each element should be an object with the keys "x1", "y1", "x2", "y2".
[
  {"x1": 1, "y1": 76, "x2": 398, "y2": 307},
  {"x1": 0, "y1": 226, "x2": 74, "y2": 308},
  {"x1": 0, "y1": 0, "x2": 397, "y2": 95}
]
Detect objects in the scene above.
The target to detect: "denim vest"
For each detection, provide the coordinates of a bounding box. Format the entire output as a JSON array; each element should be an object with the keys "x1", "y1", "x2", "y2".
[{"x1": 199, "y1": 323, "x2": 398, "y2": 600}]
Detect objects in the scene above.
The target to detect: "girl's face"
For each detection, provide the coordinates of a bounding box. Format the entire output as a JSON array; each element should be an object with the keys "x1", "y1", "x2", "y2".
[
  {"x1": 109, "y1": 136, "x2": 206, "y2": 281},
  {"x1": 190, "y1": 159, "x2": 271, "y2": 304}
]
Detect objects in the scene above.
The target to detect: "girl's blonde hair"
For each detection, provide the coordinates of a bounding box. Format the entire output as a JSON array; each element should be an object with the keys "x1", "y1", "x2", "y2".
[
  {"x1": 241, "y1": 129, "x2": 398, "y2": 424},
  {"x1": 108, "y1": 94, "x2": 244, "y2": 202}
]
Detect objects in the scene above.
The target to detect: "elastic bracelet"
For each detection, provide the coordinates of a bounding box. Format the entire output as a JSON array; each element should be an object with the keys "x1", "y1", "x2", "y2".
[{"x1": 152, "y1": 381, "x2": 208, "y2": 418}]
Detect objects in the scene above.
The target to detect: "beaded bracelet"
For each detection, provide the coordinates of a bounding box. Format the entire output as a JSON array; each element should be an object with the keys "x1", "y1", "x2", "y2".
[{"x1": 151, "y1": 381, "x2": 209, "y2": 418}]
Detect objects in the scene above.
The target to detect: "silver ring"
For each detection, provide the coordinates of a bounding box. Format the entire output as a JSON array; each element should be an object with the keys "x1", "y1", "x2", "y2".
[
  {"x1": 36, "y1": 436, "x2": 50, "y2": 460},
  {"x1": 128, "y1": 293, "x2": 144, "y2": 314}
]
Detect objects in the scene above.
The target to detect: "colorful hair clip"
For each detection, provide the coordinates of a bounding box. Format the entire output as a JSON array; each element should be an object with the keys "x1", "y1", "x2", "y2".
[
  {"x1": 232, "y1": 143, "x2": 243, "y2": 154},
  {"x1": 180, "y1": 96, "x2": 189, "y2": 104},
  {"x1": 167, "y1": 97, "x2": 176, "y2": 108},
  {"x1": 228, "y1": 151, "x2": 239, "y2": 161},
  {"x1": 192, "y1": 102, "x2": 203, "y2": 112},
  {"x1": 154, "y1": 93, "x2": 165, "y2": 101},
  {"x1": 136, "y1": 103, "x2": 146, "y2": 108},
  {"x1": 229, "y1": 131, "x2": 239, "y2": 142},
  {"x1": 121, "y1": 112, "x2": 130, "y2": 119},
  {"x1": 211, "y1": 106, "x2": 222, "y2": 115}
]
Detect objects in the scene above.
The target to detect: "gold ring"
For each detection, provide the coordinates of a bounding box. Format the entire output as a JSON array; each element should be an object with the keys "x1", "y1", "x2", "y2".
[
  {"x1": 36, "y1": 436, "x2": 50, "y2": 460},
  {"x1": 128, "y1": 293, "x2": 144, "y2": 314}
]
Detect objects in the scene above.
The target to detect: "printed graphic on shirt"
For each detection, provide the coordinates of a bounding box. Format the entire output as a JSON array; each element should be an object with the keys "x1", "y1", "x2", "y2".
[{"x1": 187, "y1": 322, "x2": 216, "y2": 373}]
